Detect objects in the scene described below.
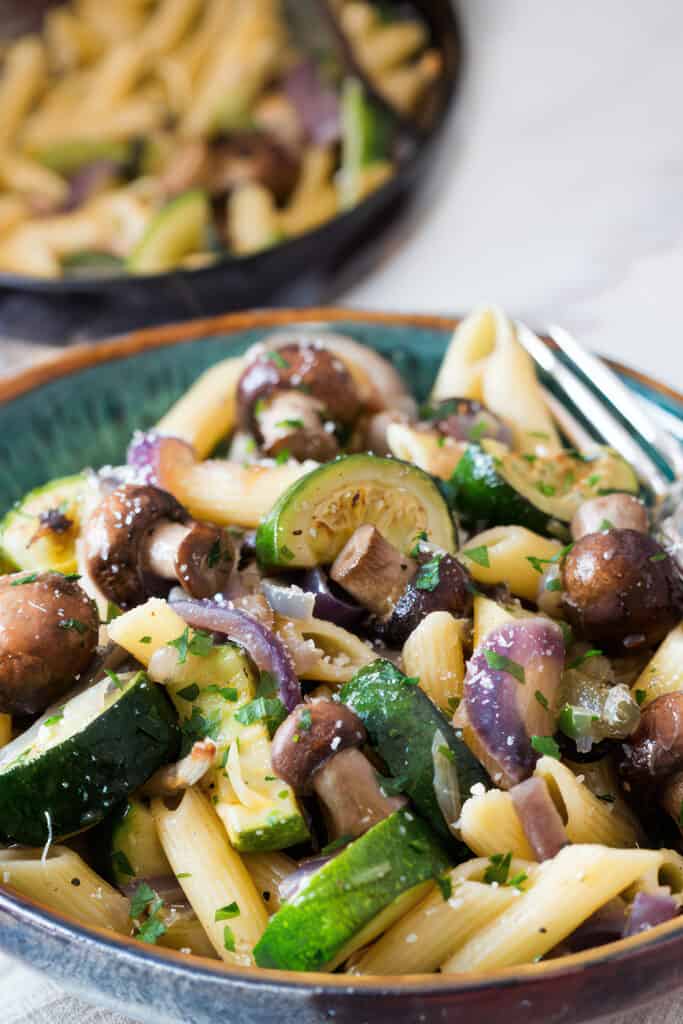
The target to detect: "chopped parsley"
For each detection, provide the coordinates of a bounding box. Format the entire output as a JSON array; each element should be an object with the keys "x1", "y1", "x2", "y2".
[
  {"x1": 568, "y1": 648, "x2": 603, "y2": 670},
  {"x1": 130, "y1": 881, "x2": 157, "y2": 919},
  {"x1": 545, "y1": 576, "x2": 562, "y2": 592},
  {"x1": 534, "y1": 690, "x2": 549, "y2": 710},
  {"x1": 410, "y1": 530, "x2": 428, "y2": 557},
  {"x1": 280, "y1": 544, "x2": 295, "y2": 561},
  {"x1": 177, "y1": 684, "x2": 200, "y2": 702},
  {"x1": 207, "y1": 539, "x2": 221, "y2": 568},
  {"x1": 536, "y1": 481, "x2": 556, "y2": 497},
  {"x1": 223, "y1": 926, "x2": 236, "y2": 952},
  {"x1": 437, "y1": 744, "x2": 455, "y2": 763},
  {"x1": 528, "y1": 431, "x2": 550, "y2": 440},
  {"x1": 484, "y1": 852, "x2": 512, "y2": 885},
  {"x1": 105, "y1": 601, "x2": 122, "y2": 624},
  {"x1": 10, "y1": 573, "x2": 38, "y2": 586},
  {"x1": 484, "y1": 649, "x2": 525, "y2": 684},
  {"x1": 215, "y1": 902, "x2": 240, "y2": 922},
  {"x1": 44, "y1": 711, "x2": 64, "y2": 727},
  {"x1": 299, "y1": 708, "x2": 312, "y2": 732},
  {"x1": 234, "y1": 697, "x2": 287, "y2": 737},
  {"x1": 276, "y1": 418, "x2": 304, "y2": 430},
  {"x1": 266, "y1": 350, "x2": 290, "y2": 369},
  {"x1": 531, "y1": 735, "x2": 561, "y2": 759},
  {"x1": 435, "y1": 875, "x2": 453, "y2": 901},
  {"x1": 463, "y1": 545, "x2": 490, "y2": 568},
  {"x1": 650, "y1": 552, "x2": 668, "y2": 563},
  {"x1": 139, "y1": 636, "x2": 152, "y2": 644},
  {"x1": 559, "y1": 704, "x2": 599, "y2": 740},
  {"x1": 596, "y1": 793, "x2": 615, "y2": 804},
  {"x1": 376, "y1": 772, "x2": 410, "y2": 797},
  {"x1": 179, "y1": 706, "x2": 221, "y2": 757},
  {"x1": 169, "y1": 628, "x2": 213, "y2": 665},
  {"x1": 275, "y1": 449, "x2": 291, "y2": 465},
  {"x1": 468, "y1": 420, "x2": 489, "y2": 442},
  {"x1": 447, "y1": 696, "x2": 461, "y2": 713},
  {"x1": 635, "y1": 689, "x2": 647, "y2": 706},
  {"x1": 415, "y1": 554, "x2": 443, "y2": 592},
  {"x1": 105, "y1": 668, "x2": 124, "y2": 691},
  {"x1": 599, "y1": 518, "x2": 614, "y2": 531},
  {"x1": 587, "y1": 473, "x2": 601, "y2": 487},
  {"x1": 256, "y1": 671, "x2": 277, "y2": 698},
  {"x1": 206, "y1": 684, "x2": 239, "y2": 702},
  {"x1": 436, "y1": 435, "x2": 446, "y2": 448},
  {"x1": 176, "y1": 873, "x2": 192, "y2": 879},
  {"x1": 58, "y1": 618, "x2": 88, "y2": 633}
]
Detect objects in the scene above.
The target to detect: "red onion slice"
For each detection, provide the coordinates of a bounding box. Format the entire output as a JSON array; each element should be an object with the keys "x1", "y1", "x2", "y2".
[
  {"x1": 623, "y1": 891, "x2": 678, "y2": 937},
  {"x1": 284, "y1": 61, "x2": 341, "y2": 145},
  {"x1": 510, "y1": 776, "x2": 568, "y2": 861},
  {"x1": 127, "y1": 431, "x2": 196, "y2": 489},
  {"x1": 300, "y1": 568, "x2": 365, "y2": 629},
  {"x1": 566, "y1": 899, "x2": 627, "y2": 951},
  {"x1": 279, "y1": 852, "x2": 341, "y2": 904},
  {"x1": 432, "y1": 729, "x2": 462, "y2": 837},
  {"x1": 169, "y1": 594, "x2": 301, "y2": 710}
]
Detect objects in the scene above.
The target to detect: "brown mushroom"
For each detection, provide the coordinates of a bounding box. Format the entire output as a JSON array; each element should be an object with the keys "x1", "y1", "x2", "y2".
[
  {"x1": 381, "y1": 550, "x2": 475, "y2": 647},
  {"x1": 561, "y1": 529, "x2": 683, "y2": 652},
  {"x1": 236, "y1": 342, "x2": 362, "y2": 460},
  {"x1": 621, "y1": 693, "x2": 683, "y2": 783},
  {"x1": 570, "y1": 494, "x2": 649, "y2": 541},
  {"x1": 330, "y1": 525, "x2": 417, "y2": 617},
  {"x1": 271, "y1": 701, "x2": 405, "y2": 838},
  {"x1": 84, "y1": 484, "x2": 234, "y2": 609},
  {"x1": 0, "y1": 572, "x2": 99, "y2": 715},
  {"x1": 208, "y1": 132, "x2": 300, "y2": 204}
]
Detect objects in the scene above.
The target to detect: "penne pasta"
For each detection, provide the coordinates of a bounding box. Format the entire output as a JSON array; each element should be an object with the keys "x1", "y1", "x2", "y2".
[
  {"x1": 386, "y1": 422, "x2": 466, "y2": 480},
  {"x1": 108, "y1": 597, "x2": 187, "y2": 665},
  {"x1": 441, "y1": 845, "x2": 664, "y2": 973},
  {"x1": 152, "y1": 788, "x2": 268, "y2": 964},
  {"x1": 0, "y1": 37, "x2": 46, "y2": 148},
  {"x1": 242, "y1": 851, "x2": 297, "y2": 914},
  {"x1": 0, "y1": 847, "x2": 130, "y2": 934},
  {"x1": 459, "y1": 789, "x2": 536, "y2": 861},
  {"x1": 229, "y1": 183, "x2": 280, "y2": 255},
  {"x1": 630, "y1": 622, "x2": 683, "y2": 707},
  {"x1": 155, "y1": 355, "x2": 245, "y2": 458},
  {"x1": 402, "y1": 611, "x2": 466, "y2": 711},
  {"x1": 274, "y1": 614, "x2": 376, "y2": 683},
  {"x1": 461, "y1": 526, "x2": 563, "y2": 602}
]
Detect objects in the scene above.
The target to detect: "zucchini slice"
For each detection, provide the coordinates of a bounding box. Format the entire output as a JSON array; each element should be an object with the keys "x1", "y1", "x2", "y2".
[
  {"x1": 338, "y1": 77, "x2": 392, "y2": 210},
  {"x1": 97, "y1": 797, "x2": 172, "y2": 888},
  {"x1": 255, "y1": 453, "x2": 457, "y2": 569},
  {"x1": 127, "y1": 190, "x2": 210, "y2": 274},
  {"x1": 341, "y1": 660, "x2": 489, "y2": 851},
  {"x1": 0, "y1": 671, "x2": 178, "y2": 845},
  {"x1": 253, "y1": 809, "x2": 449, "y2": 971},
  {"x1": 449, "y1": 441, "x2": 638, "y2": 535},
  {"x1": 0, "y1": 473, "x2": 85, "y2": 574},
  {"x1": 33, "y1": 139, "x2": 133, "y2": 175}
]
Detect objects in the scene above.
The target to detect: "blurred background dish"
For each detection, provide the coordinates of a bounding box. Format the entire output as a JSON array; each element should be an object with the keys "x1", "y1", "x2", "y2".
[{"x1": 0, "y1": 0, "x2": 460, "y2": 341}]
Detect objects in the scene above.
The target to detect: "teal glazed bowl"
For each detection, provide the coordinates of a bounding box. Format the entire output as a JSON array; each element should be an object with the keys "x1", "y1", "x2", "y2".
[{"x1": 0, "y1": 309, "x2": 682, "y2": 1024}]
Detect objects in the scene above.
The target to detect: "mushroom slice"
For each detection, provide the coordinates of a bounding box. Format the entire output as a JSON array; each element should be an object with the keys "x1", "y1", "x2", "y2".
[{"x1": 330, "y1": 525, "x2": 416, "y2": 617}]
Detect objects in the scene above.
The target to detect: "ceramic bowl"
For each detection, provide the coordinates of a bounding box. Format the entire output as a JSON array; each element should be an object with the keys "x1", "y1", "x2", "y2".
[{"x1": 0, "y1": 309, "x2": 682, "y2": 1024}]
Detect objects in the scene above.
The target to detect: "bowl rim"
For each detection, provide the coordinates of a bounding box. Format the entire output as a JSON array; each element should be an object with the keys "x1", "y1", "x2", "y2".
[{"x1": 1, "y1": 304, "x2": 682, "y2": 999}]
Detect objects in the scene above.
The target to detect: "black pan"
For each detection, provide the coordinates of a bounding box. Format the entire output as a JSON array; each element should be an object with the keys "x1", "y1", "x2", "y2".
[{"x1": 0, "y1": 0, "x2": 462, "y2": 343}]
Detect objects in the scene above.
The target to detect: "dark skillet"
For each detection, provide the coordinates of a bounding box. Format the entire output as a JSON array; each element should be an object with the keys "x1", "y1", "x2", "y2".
[{"x1": 0, "y1": 0, "x2": 462, "y2": 343}]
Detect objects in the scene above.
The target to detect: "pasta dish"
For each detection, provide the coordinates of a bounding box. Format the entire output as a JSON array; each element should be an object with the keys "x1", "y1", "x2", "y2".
[
  {"x1": 0, "y1": 307, "x2": 681, "y2": 977},
  {"x1": 0, "y1": 0, "x2": 442, "y2": 279}
]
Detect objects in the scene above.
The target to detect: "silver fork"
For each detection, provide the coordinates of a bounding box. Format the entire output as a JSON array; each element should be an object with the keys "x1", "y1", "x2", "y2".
[{"x1": 515, "y1": 322, "x2": 683, "y2": 505}]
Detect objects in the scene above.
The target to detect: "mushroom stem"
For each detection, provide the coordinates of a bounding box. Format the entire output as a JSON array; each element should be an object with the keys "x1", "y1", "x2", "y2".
[
  {"x1": 330, "y1": 525, "x2": 417, "y2": 617},
  {"x1": 312, "y1": 747, "x2": 406, "y2": 839},
  {"x1": 257, "y1": 390, "x2": 339, "y2": 462},
  {"x1": 145, "y1": 522, "x2": 192, "y2": 579}
]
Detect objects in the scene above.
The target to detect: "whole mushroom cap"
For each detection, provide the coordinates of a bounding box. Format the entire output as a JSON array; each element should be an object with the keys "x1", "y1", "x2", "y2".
[
  {"x1": 0, "y1": 572, "x2": 99, "y2": 716},
  {"x1": 561, "y1": 529, "x2": 683, "y2": 651},
  {"x1": 381, "y1": 553, "x2": 474, "y2": 647},
  {"x1": 84, "y1": 484, "x2": 188, "y2": 609},
  {"x1": 271, "y1": 701, "x2": 366, "y2": 794},
  {"x1": 236, "y1": 342, "x2": 361, "y2": 433}
]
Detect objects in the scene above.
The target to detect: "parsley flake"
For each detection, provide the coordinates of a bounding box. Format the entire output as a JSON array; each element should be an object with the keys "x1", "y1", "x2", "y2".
[
  {"x1": 568, "y1": 648, "x2": 603, "y2": 670},
  {"x1": 463, "y1": 545, "x2": 490, "y2": 568},
  {"x1": 105, "y1": 668, "x2": 124, "y2": 691},
  {"x1": 111, "y1": 850, "x2": 135, "y2": 878},
  {"x1": 177, "y1": 684, "x2": 200, "y2": 702},
  {"x1": 415, "y1": 555, "x2": 443, "y2": 592},
  {"x1": 215, "y1": 902, "x2": 240, "y2": 922},
  {"x1": 234, "y1": 697, "x2": 287, "y2": 737},
  {"x1": 484, "y1": 852, "x2": 512, "y2": 885},
  {"x1": 531, "y1": 735, "x2": 561, "y2": 759},
  {"x1": 435, "y1": 875, "x2": 453, "y2": 901},
  {"x1": 276, "y1": 418, "x2": 304, "y2": 430},
  {"x1": 534, "y1": 690, "x2": 549, "y2": 710},
  {"x1": 635, "y1": 689, "x2": 647, "y2": 706},
  {"x1": 650, "y1": 552, "x2": 667, "y2": 563},
  {"x1": 484, "y1": 649, "x2": 525, "y2": 684},
  {"x1": 599, "y1": 518, "x2": 614, "y2": 531},
  {"x1": 275, "y1": 449, "x2": 291, "y2": 465},
  {"x1": 266, "y1": 350, "x2": 290, "y2": 369},
  {"x1": 223, "y1": 926, "x2": 236, "y2": 952},
  {"x1": 58, "y1": 618, "x2": 87, "y2": 633},
  {"x1": 10, "y1": 573, "x2": 38, "y2": 586},
  {"x1": 410, "y1": 530, "x2": 428, "y2": 557}
]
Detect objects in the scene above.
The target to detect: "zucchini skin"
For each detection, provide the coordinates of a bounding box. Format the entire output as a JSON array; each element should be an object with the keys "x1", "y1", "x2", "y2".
[
  {"x1": 448, "y1": 444, "x2": 552, "y2": 534},
  {"x1": 341, "y1": 660, "x2": 489, "y2": 853},
  {"x1": 0, "y1": 677, "x2": 178, "y2": 845},
  {"x1": 254, "y1": 809, "x2": 449, "y2": 971}
]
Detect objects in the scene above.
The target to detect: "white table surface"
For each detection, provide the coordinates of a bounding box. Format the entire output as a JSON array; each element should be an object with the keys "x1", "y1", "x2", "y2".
[{"x1": 1, "y1": 0, "x2": 683, "y2": 1021}]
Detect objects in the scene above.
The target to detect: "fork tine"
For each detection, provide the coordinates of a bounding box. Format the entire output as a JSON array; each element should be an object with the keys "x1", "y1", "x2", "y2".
[
  {"x1": 516, "y1": 323, "x2": 670, "y2": 497},
  {"x1": 540, "y1": 387, "x2": 598, "y2": 455},
  {"x1": 549, "y1": 325, "x2": 683, "y2": 480}
]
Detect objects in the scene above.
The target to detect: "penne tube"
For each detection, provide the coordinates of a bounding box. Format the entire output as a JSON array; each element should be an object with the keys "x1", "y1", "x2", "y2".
[
  {"x1": 402, "y1": 611, "x2": 466, "y2": 711},
  {"x1": 630, "y1": 622, "x2": 683, "y2": 707},
  {"x1": 159, "y1": 907, "x2": 217, "y2": 959},
  {"x1": 275, "y1": 615, "x2": 375, "y2": 684},
  {"x1": 376, "y1": 50, "x2": 442, "y2": 114},
  {"x1": 0, "y1": 194, "x2": 29, "y2": 236},
  {"x1": 242, "y1": 851, "x2": 297, "y2": 915},
  {"x1": 108, "y1": 597, "x2": 187, "y2": 666},
  {"x1": 461, "y1": 526, "x2": 563, "y2": 602},
  {"x1": 139, "y1": 0, "x2": 204, "y2": 57},
  {"x1": 472, "y1": 594, "x2": 518, "y2": 648},
  {"x1": 0, "y1": 37, "x2": 46, "y2": 147},
  {"x1": 441, "y1": 845, "x2": 664, "y2": 973},
  {"x1": 386, "y1": 423, "x2": 465, "y2": 480},
  {"x1": 152, "y1": 788, "x2": 268, "y2": 964},
  {"x1": 228, "y1": 183, "x2": 280, "y2": 255},
  {"x1": 171, "y1": 458, "x2": 313, "y2": 528},
  {"x1": 44, "y1": 9, "x2": 103, "y2": 71},
  {"x1": 0, "y1": 152, "x2": 68, "y2": 205},
  {"x1": 0, "y1": 846, "x2": 130, "y2": 934},
  {"x1": 459, "y1": 789, "x2": 536, "y2": 861},
  {"x1": 155, "y1": 355, "x2": 245, "y2": 458},
  {"x1": 355, "y1": 21, "x2": 428, "y2": 75},
  {"x1": 535, "y1": 756, "x2": 642, "y2": 848}
]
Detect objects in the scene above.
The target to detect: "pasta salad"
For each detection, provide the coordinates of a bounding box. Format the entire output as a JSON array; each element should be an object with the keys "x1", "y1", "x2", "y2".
[
  {"x1": 0, "y1": 0, "x2": 442, "y2": 278},
  {"x1": 0, "y1": 307, "x2": 682, "y2": 976}
]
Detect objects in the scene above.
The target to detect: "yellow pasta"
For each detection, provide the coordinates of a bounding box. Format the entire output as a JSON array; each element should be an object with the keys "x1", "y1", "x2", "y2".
[
  {"x1": 472, "y1": 594, "x2": 519, "y2": 647},
  {"x1": 535, "y1": 756, "x2": 642, "y2": 848},
  {"x1": 229, "y1": 183, "x2": 280, "y2": 255},
  {"x1": 353, "y1": 858, "x2": 535, "y2": 975},
  {"x1": 630, "y1": 622, "x2": 683, "y2": 707},
  {"x1": 0, "y1": 715, "x2": 12, "y2": 748},
  {"x1": 0, "y1": 152, "x2": 68, "y2": 205},
  {"x1": 108, "y1": 597, "x2": 187, "y2": 665},
  {"x1": 402, "y1": 611, "x2": 466, "y2": 711},
  {"x1": 460, "y1": 789, "x2": 536, "y2": 861},
  {"x1": 139, "y1": 0, "x2": 204, "y2": 57},
  {"x1": 441, "y1": 845, "x2": 663, "y2": 973},
  {"x1": 155, "y1": 355, "x2": 245, "y2": 458},
  {"x1": 0, "y1": 194, "x2": 28, "y2": 236},
  {"x1": 386, "y1": 422, "x2": 465, "y2": 480},
  {"x1": 431, "y1": 308, "x2": 560, "y2": 454},
  {"x1": 461, "y1": 525, "x2": 563, "y2": 602},
  {"x1": 0, "y1": 37, "x2": 46, "y2": 148},
  {"x1": 44, "y1": 8, "x2": 103, "y2": 71},
  {"x1": 0, "y1": 847, "x2": 130, "y2": 934},
  {"x1": 279, "y1": 146, "x2": 338, "y2": 236},
  {"x1": 152, "y1": 788, "x2": 268, "y2": 964},
  {"x1": 242, "y1": 851, "x2": 297, "y2": 914}
]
